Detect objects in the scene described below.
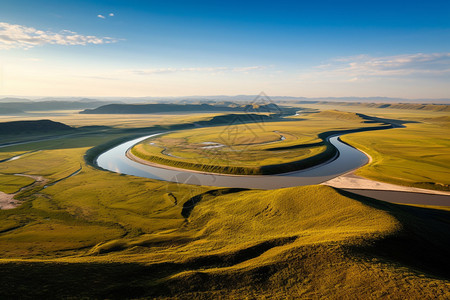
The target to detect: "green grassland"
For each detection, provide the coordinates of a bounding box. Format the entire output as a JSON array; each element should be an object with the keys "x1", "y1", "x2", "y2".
[
  {"x1": 289, "y1": 103, "x2": 450, "y2": 191},
  {"x1": 0, "y1": 109, "x2": 449, "y2": 298},
  {"x1": 0, "y1": 174, "x2": 35, "y2": 194},
  {"x1": 0, "y1": 110, "x2": 251, "y2": 128},
  {"x1": 295, "y1": 102, "x2": 450, "y2": 121},
  {"x1": 130, "y1": 111, "x2": 387, "y2": 175},
  {"x1": 0, "y1": 111, "x2": 244, "y2": 145},
  {"x1": 342, "y1": 121, "x2": 450, "y2": 190}
]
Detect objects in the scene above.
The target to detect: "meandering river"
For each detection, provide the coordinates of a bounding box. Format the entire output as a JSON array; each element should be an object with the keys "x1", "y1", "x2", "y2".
[
  {"x1": 96, "y1": 131, "x2": 450, "y2": 206},
  {"x1": 96, "y1": 133, "x2": 368, "y2": 189}
]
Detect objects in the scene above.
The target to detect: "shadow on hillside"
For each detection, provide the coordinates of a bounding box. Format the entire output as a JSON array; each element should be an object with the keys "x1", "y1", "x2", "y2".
[
  {"x1": 1, "y1": 189, "x2": 449, "y2": 298},
  {"x1": 335, "y1": 189, "x2": 450, "y2": 279},
  {"x1": 0, "y1": 235, "x2": 298, "y2": 299},
  {"x1": 181, "y1": 188, "x2": 248, "y2": 218},
  {"x1": 0, "y1": 113, "x2": 302, "y2": 154},
  {"x1": 356, "y1": 113, "x2": 420, "y2": 128}
]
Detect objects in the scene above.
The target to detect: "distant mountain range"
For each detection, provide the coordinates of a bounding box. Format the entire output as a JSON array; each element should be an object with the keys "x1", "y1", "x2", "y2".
[
  {"x1": 1, "y1": 95, "x2": 449, "y2": 104},
  {"x1": 0, "y1": 100, "x2": 119, "y2": 114},
  {"x1": 0, "y1": 96, "x2": 448, "y2": 115},
  {"x1": 79, "y1": 103, "x2": 286, "y2": 114},
  {"x1": 298, "y1": 102, "x2": 450, "y2": 112}
]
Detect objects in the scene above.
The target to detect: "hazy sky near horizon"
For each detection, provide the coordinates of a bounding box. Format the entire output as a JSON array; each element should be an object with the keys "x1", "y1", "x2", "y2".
[{"x1": 0, "y1": 0, "x2": 449, "y2": 98}]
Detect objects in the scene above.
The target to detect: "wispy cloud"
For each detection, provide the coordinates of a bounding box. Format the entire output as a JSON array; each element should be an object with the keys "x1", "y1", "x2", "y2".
[
  {"x1": 232, "y1": 66, "x2": 266, "y2": 72},
  {"x1": 98, "y1": 13, "x2": 114, "y2": 19},
  {"x1": 300, "y1": 52, "x2": 450, "y2": 82},
  {"x1": 0, "y1": 22, "x2": 118, "y2": 50},
  {"x1": 124, "y1": 66, "x2": 266, "y2": 76}
]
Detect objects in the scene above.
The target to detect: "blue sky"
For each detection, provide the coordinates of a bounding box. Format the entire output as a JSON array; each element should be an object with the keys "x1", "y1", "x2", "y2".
[{"x1": 0, "y1": 0, "x2": 449, "y2": 98}]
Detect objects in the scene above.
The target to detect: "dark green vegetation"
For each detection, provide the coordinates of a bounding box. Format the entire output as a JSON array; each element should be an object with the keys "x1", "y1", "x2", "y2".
[
  {"x1": 80, "y1": 102, "x2": 289, "y2": 114},
  {"x1": 0, "y1": 120, "x2": 74, "y2": 135},
  {"x1": 0, "y1": 104, "x2": 449, "y2": 298}
]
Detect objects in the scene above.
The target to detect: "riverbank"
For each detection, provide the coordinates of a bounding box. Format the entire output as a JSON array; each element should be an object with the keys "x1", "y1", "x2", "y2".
[{"x1": 322, "y1": 171, "x2": 450, "y2": 196}]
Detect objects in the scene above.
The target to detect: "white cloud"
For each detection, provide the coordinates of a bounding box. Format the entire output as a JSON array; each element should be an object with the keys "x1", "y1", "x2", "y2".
[
  {"x1": 124, "y1": 66, "x2": 266, "y2": 76},
  {"x1": 300, "y1": 52, "x2": 450, "y2": 82},
  {"x1": 98, "y1": 13, "x2": 114, "y2": 19},
  {"x1": 232, "y1": 66, "x2": 266, "y2": 72},
  {"x1": 0, "y1": 22, "x2": 118, "y2": 50}
]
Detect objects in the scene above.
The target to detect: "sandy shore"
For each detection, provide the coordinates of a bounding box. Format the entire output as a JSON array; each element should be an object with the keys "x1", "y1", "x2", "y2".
[
  {"x1": 322, "y1": 142, "x2": 450, "y2": 196},
  {"x1": 321, "y1": 171, "x2": 450, "y2": 196},
  {"x1": 0, "y1": 192, "x2": 19, "y2": 210}
]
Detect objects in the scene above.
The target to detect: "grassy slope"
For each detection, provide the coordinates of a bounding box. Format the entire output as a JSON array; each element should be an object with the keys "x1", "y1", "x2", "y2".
[
  {"x1": 294, "y1": 104, "x2": 450, "y2": 191},
  {"x1": 0, "y1": 112, "x2": 449, "y2": 298},
  {"x1": 342, "y1": 119, "x2": 450, "y2": 191},
  {"x1": 0, "y1": 184, "x2": 449, "y2": 298},
  {"x1": 0, "y1": 132, "x2": 213, "y2": 257},
  {"x1": 0, "y1": 174, "x2": 35, "y2": 194},
  {"x1": 131, "y1": 111, "x2": 384, "y2": 175}
]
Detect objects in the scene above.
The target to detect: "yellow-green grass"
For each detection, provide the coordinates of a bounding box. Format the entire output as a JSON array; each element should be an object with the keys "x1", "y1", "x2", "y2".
[
  {"x1": 77, "y1": 185, "x2": 398, "y2": 258},
  {"x1": 131, "y1": 111, "x2": 385, "y2": 175},
  {"x1": 342, "y1": 121, "x2": 450, "y2": 191},
  {"x1": 0, "y1": 174, "x2": 35, "y2": 194},
  {"x1": 295, "y1": 105, "x2": 450, "y2": 190},
  {"x1": 0, "y1": 110, "x2": 242, "y2": 146},
  {"x1": 0, "y1": 113, "x2": 449, "y2": 298},
  {"x1": 1, "y1": 181, "x2": 450, "y2": 298},
  {"x1": 296, "y1": 102, "x2": 450, "y2": 122},
  {"x1": 0, "y1": 132, "x2": 212, "y2": 257},
  {"x1": 0, "y1": 151, "x2": 26, "y2": 161},
  {"x1": 0, "y1": 110, "x2": 250, "y2": 128}
]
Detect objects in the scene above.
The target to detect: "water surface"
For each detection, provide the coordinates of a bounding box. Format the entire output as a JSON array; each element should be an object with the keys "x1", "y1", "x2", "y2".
[{"x1": 96, "y1": 133, "x2": 368, "y2": 189}]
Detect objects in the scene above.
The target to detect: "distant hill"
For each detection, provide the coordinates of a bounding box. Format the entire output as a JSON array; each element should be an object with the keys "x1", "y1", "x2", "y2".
[
  {"x1": 0, "y1": 101, "x2": 111, "y2": 112},
  {"x1": 89, "y1": 95, "x2": 449, "y2": 104},
  {"x1": 0, "y1": 120, "x2": 75, "y2": 135},
  {"x1": 0, "y1": 97, "x2": 33, "y2": 103},
  {"x1": 300, "y1": 101, "x2": 450, "y2": 112},
  {"x1": 0, "y1": 108, "x2": 24, "y2": 115},
  {"x1": 80, "y1": 103, "x2": 285, "y2": 114}
]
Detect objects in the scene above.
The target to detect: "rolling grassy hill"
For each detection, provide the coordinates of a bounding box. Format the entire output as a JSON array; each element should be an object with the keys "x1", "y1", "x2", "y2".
[
  {"x1": 0, "y1": 110, "x2": 449, "y2": 298},
  {"x1": 295, "y1": 101, "x2": 450, "y2": 112},
  {"x1": 79, "y1": 102, "x2": 287, "y2": 114},
  {"x1": 0, "y1": 180, "x2": 449, "y2": 298},
  {"x1": 0, "y1": 120, "x2": 75, "y2": 136}
]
